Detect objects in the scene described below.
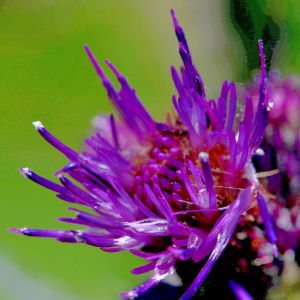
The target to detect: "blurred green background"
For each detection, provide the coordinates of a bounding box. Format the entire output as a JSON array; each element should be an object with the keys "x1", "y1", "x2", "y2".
[{"x1": 1, "y1": 0, "x2": 300, "y2": 299}]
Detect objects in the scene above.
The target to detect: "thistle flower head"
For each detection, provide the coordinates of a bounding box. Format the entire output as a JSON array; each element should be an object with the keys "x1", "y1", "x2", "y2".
[
  {"x1": 242, "y1": 70, "x2": 300, "y2": 278},
  {"x1": 242, "y1": 70, "x2": 300, "y2": 196},
  {"x1": 9, "y1": 10, "x2": 274, "y2": 299},
  {"x1": 243, "y1": 70, "x2": 300, "y2": 131}
]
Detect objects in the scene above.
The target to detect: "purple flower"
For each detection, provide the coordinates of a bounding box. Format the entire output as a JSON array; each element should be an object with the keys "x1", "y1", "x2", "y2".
[
  {"x1": 9, "y1": 10, "x2": 274, "y2": 299},
  {"x1": 242, "y1": 70, "x2": 300, "y2": 196},
  {"x1": 241, "y1": 70, "x2": 300, "y2": 259}
]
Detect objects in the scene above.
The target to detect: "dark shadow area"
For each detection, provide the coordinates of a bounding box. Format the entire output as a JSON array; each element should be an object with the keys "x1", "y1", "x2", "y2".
[{"x1": 229, "y1": 0, "x2": 280, "y2": 78}]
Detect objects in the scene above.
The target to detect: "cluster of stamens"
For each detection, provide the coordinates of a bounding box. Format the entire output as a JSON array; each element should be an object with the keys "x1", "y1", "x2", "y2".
[
  {"x1": 134, "y1": 135, "x2": 186, "y2": 205},
  {"x1": 130, "y1": 120, "x2": 252, "y2": 231}
]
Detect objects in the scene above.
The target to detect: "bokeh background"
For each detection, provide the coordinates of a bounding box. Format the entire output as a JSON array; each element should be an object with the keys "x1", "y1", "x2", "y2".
[{"x1": 1, "y1": 0, "x2": 300, "y2": 299}]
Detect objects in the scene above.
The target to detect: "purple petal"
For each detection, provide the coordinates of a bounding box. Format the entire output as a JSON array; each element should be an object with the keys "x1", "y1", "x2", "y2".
[
  {"x1": 8, "y1": 228, "x2": 79, "y2": 242},
  {"x1": 199, "y1": 152, "x2": 217, "y2": 208},
  {"x1": 228, "y1": 280, "x2": 254, "y2": 300},
  {"x1": 133, "y1": 195, "x2": 159, "y2": 219},
  {"x1": 76, "y1": 212, "x2": 127, "y2": 229},
  {"x1": 120, "y1": 259, "x2": 174, "y2": 299},
  {"x1": 32, "y1": 122, "x2": 79, "y2": 161},
  {"x1": 193, "y1": 186, "x2": 254, "y2": 263},
  {"x1": 109, "y1": 114, "x2": 120, "y2": 149},
  {"x1": 217, "y1": 94, "x2": 227, "y2": 132},
  {"x1": 225, "y1": 82, "x2": 237, "y2": 133},
  {"x1": 131, "y1": 261, "x2": 156, "y2": 275},
  {"x1": 59, "y1": 175, "x2": 99, "y2": 206},
  {"x1": 257, "y1": 193, "x2": 278, "y2": 256}
]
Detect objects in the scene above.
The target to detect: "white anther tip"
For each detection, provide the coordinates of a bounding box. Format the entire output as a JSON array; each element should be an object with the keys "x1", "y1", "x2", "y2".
[
  {"x1": 32, "y1": 121, "x2": 44, "y2": 130},
  {"x1": 20, "y1": 167, "x2": 32, "y2": 178},
  {"x1": 267, "y1": 102, "x2": 274, "y2": 111},
  {"x1": 199, "y1": 152, "x2": 209, "y2": 162},
  {"x1": 255, "y1": 148, "x2": 265, "y2": 156}
]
